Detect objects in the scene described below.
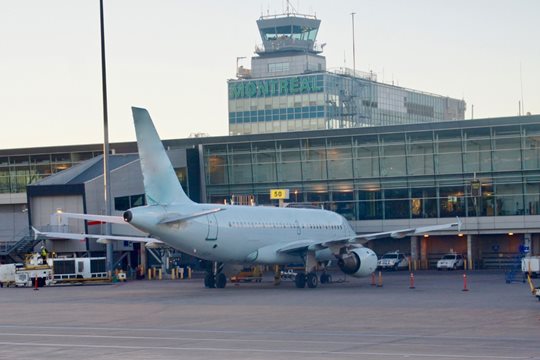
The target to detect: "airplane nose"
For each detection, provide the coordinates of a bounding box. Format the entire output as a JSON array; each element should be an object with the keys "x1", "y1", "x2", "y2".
[{"x1": 123, "y1": 210, "x2": 133, "y2": 223}]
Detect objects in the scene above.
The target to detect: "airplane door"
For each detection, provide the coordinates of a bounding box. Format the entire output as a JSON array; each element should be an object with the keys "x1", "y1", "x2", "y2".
[
  {"x1": 206, "y1": 214, "x2": 218, "y2": 241},
  {"x1": 295, "y1": 219, "x2": 301, "y2": 237}
]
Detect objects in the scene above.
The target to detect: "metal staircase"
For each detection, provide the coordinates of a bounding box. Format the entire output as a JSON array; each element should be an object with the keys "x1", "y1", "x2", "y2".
[{"x1": 0, "y1": 229, "x2": 42, "y2": 263}]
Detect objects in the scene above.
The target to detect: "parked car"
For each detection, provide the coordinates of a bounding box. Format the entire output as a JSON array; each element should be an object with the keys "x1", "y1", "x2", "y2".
[
  {"x1": 437, "y1": 253, "x2": 464, "y2": 270},
  {"x1": 377, "y1": 251, "x2": 409, "y2": 270}
]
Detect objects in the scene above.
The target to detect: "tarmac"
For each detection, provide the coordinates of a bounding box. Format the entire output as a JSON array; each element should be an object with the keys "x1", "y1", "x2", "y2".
[{"x1": 0, "y1": 270, "x2": 538, "y2": 360}]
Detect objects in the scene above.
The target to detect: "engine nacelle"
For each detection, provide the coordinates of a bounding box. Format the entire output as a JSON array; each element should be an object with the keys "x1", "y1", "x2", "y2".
[{"x1": 337, "y1": 247, "x2": 378, "y2": 278}]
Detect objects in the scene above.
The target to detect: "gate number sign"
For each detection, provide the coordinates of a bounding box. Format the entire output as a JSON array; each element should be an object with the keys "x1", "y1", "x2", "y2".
[{"x1": 270, "y1": 189, "x2": 290, "y2": 200}]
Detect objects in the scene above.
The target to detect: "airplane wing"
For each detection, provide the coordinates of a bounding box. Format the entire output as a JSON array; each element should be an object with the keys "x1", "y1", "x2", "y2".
[
  {"x1": 276, "y1": 220, "x2": 461, "y2": 254},
  {"x1": 33, "y1": 228, "x2": 163, "y2": 245}
]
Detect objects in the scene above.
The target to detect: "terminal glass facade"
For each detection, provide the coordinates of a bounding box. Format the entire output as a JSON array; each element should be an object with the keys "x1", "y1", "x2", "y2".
[
  {"x1": 0, "y1": 151, "x2": 100, "y2": 194},
  {"x1": 206, "y1": 120, "x2": 540, "y2": 221},
  {"x1": 228, "y1": 72, "x2": 466, "y2": 135}
]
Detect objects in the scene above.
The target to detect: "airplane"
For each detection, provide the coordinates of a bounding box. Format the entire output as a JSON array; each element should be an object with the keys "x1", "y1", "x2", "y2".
[{"x1": 36, "y1": 107, "x2": 460, "y2": 289}]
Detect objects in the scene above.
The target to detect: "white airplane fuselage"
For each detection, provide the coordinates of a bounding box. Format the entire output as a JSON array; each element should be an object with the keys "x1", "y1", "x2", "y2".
[{"x1": 126, "y1": 202, "x2": 356, "y2": 264}]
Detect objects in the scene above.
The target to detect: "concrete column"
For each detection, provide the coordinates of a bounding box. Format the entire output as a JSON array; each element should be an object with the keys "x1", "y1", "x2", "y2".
[
  {"x1": 140, "y1": 244, "x2": 147, "y2": 274},
  {"x1": 532, "y1": 234, "x2": 540, "y2": 256},
  {"x1": 410, "y1": 236, "x2": 419, "y2": 261},
  {"x1": 524, "y1": 233, "x2": 532, "y2": 254},
  {"x1": 467, "y1": 235, "x2": 473, "y2": 270},
  {"x1": 420, "y1": 236, "x2": 428, "y2": 269},
  {"x1": 410, "y1": 236, "x2": 419, "y2": 271}
]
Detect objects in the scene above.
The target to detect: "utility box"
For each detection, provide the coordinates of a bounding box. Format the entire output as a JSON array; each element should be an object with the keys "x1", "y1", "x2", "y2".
[{"x1": 522, "y1": 256, "x2": 540, "y2": 277}]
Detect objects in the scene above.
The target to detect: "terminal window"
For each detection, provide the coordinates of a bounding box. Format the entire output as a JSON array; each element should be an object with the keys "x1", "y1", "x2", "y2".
[{"x1": 114, "y1": 194, "x2": 146, "y2": 211}]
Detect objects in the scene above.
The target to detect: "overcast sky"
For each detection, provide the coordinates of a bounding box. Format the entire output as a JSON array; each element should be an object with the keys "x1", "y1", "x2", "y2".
[{"x1": 1, "y1": 0, "x2": 539, "y2": 150}]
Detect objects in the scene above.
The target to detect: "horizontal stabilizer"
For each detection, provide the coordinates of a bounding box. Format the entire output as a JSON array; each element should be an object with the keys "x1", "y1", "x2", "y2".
[
  {"x1": 158, "y1": 208, "x2": 224, "y2": 224},
  {"x1": 55, "y1": 212, "x2": 126, "y2": 225}
]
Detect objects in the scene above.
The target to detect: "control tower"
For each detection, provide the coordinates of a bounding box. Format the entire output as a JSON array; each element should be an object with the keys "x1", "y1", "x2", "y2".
[{"x1": 246, "y1": 12, "x2": 326, "y2": 79}]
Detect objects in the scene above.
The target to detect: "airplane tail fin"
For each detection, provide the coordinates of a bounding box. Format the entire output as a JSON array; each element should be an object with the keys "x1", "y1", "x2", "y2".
[{"x1": 131, "y1": 107, "x2": 194, "y2": 206}]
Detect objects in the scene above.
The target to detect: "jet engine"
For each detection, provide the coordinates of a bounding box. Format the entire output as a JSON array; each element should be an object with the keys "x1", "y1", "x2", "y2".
[{"x1": 337, "y1": 247, "x2": 378, "y2": 278}]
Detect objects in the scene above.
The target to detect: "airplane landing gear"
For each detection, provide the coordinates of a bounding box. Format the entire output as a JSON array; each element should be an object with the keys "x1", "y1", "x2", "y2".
[
  {"x1": 204, "y1": 272, "x2": 215, "y2": 288},
  {"x1": 215, "y1": 273, "x2": 227, "y2": 288},
  {"x1": 204, "y1": 261, "x2": 227, "y2": 288},
  {"x1": 320, "y1": 272, "x2": 332, "y2": 284},
  {"x1": 306, "y1": 272, "x2": 318, "y2": 288},
  {"x1": 296, "y1": 251, "x2": 320, "y2": 288},
  {"x1": 295, "y1": 273, "x2": 306, "y2": 288}
]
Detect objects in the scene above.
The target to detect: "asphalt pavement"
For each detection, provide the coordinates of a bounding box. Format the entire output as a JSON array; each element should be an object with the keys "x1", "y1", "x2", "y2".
[{"x1": 0, "y1": 270, "x2": 538, "y2": 359}]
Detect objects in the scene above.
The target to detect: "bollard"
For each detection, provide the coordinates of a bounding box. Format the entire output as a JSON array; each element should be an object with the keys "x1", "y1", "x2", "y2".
[
  {"x1": 409, "y1": 272, "x2": 415, "y2": 289},
  {"x1": 377, "y1": 271, "x2": 383, "y2": 287},
  {"x1": 273, "y1": 265, "x2": 281, "y2": 286},
  {"x1": 462, "y1": 273, "x2": 469, "y2": 292},
  {"x1": 179, "y1": 267, "x2": 184, "y2": 280},
  {"x1": 187, "y1": 266, "x2": 192, "y2": 279},
  {"x1": 371, "y1": 272, "x2": 376, "y2": 287},
  {"x1": 33, "y1": 276, "x2": 39, "y2": 291},
  {"x1": 158, "y1": 268, "x2": 162, "y2": 280},
  {"x1": 148, "y1": 268, "x2": 152, "y2": 280}
]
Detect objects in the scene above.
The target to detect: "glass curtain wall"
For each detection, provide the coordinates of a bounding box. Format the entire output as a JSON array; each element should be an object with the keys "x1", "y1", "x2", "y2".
[
  {"x1": 205, "y1": 122, "x2": 540, "y2": 221},
  {"x1": 0, "y1": 151, "x2": 99, "y2": 194}
]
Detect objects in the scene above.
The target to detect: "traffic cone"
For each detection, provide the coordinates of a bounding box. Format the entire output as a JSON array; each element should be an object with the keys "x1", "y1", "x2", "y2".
[{"x1": 409, "y1": 272, "x2": 415, "y2": 289}]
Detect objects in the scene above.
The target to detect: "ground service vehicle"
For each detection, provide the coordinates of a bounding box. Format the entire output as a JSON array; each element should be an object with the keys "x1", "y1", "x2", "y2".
[
  {"x1": 437, "y1": 253, "x2": 464, "y2": 270},
  {"x1": 377, "y1": 251, "x2": 409, "y2": 270},
  {"x1": 522, "y1": 256, "x2": 540, "y2": 277},
  {"x1": 52, "y1": 257, "x2": 108, "y2": 282}
]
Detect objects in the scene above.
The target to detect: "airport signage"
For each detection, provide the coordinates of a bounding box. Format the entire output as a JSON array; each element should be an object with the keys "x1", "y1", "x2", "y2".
[
  {"x1": 270, "y1": 189, "x2": 290, "y2": 200},
  {"x1": 229, "y1": 75, "x2": 323, "y2": 99}
]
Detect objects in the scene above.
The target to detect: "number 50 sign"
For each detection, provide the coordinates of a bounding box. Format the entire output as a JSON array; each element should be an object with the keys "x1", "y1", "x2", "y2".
[{"x1": 270, "y1": 189, "x2": 290, "y2": 200}]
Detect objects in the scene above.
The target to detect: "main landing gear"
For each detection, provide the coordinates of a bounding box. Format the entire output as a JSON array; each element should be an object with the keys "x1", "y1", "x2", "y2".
[
  {"x1": 204, "y1": 261, "x2": 227, "y2": 289},
  {"x1": 294, "y1": 252, "x2": 329, "y2": 289},
  {"x1": 294, "y1": 271, "x2": 331, "y2": 288}
]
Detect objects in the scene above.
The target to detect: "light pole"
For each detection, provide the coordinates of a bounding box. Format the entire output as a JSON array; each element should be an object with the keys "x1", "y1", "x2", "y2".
[{"x1": 99, "y1": 0, "x2": 113, "y2": 273}]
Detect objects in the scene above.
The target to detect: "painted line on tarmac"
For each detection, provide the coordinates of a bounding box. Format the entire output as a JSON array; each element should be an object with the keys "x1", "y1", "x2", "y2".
[
  {"x1": 0, "y1": 332, "x2": 536, "y2": 353},
  {"x1": 0, "y1": 324, "x2": 536, "y2": 343},
  {"x1": 0, "y1": 341, "x2": 534, "y2": 359}
]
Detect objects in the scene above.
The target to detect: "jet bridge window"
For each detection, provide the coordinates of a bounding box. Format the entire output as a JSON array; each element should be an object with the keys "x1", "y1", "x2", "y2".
[{"x1": 114, "y1": 194, "x2": 146, "y2": 211}]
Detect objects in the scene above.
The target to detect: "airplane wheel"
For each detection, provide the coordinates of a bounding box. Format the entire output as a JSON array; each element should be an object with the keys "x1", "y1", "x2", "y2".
[
  {"x1": 306, "y1": 272, "x2": 318, "y2": 288},
  {"x1": 295, "y1": 273, "x2": 306, "y2": 288},
  {"x1": 204, "y1": 273, "x2": 215, "y2": 288},
  {"x1": 215, "y1": 273, "x2": 227, "y2": 288},
  {"x1": 320, "y1": 273, "x2": 329, "y2": 284}
]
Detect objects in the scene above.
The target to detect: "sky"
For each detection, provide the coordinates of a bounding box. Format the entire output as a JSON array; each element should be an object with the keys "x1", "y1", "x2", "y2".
[{"x1": 1, "y1": 0, "x2": 539, "y2": 150}]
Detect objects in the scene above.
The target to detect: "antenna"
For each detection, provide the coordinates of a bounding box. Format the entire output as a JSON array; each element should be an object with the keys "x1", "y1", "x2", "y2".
[
  {"x1": 351, "y1": 12, "x2": 356, "y2": 76},
  {"x1": 285, "y1": 0, "x2": 297, "y2": 15},
  {"x1": 520, "y1": 62, "x2": 525, "y2": 115}
]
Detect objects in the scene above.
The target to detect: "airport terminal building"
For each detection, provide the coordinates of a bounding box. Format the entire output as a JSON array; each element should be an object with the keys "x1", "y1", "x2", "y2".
[
  {"x1": 2, "y1": 114, "x2": 540, "y2": 269},
  {"x1": 228, "y1": 13, "x2": 466, "y2": 135},
  {"x1": 0, "y1": 11, "x2": 537, "y2": 269}
]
